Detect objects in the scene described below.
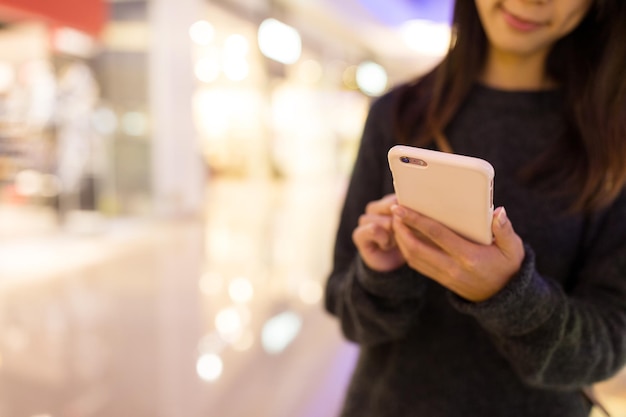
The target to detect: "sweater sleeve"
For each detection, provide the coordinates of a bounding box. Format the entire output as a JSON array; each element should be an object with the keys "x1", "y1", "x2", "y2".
[
  {"x1": 449, "y1": 189, "x2": 626, "y2": 389},
  {"x1": 324, "y1": 93, "x2": 430, "y2": 346}
]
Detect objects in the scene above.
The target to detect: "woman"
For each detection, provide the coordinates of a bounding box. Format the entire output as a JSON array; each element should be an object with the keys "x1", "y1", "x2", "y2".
[{"x1": 325, "y1": 0, "x2": 626, "y2": 416}]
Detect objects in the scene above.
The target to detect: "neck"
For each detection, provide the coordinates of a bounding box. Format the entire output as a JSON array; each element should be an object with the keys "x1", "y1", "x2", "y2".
[{"x1": 479, "y1": 48, "x2": 556, "y2": 91}]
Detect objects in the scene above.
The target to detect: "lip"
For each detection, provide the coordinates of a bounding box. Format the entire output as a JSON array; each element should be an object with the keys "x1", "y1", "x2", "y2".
[{"x1": 500, "y1": 5, "x2": 548, "y2": 32}]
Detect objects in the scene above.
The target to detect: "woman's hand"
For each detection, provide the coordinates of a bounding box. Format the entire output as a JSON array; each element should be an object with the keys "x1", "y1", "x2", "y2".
[
  {"x1": 391, "y1": 205, "x2": 525, "y2": 302},
  {"x1": 352, "y1": 194, "x2": 406, "y2": 272}
]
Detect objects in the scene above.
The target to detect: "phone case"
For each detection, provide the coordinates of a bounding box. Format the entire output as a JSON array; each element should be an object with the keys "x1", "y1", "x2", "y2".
[{"x1": 388, "y1": 145, "x2": 495, "y2": 245}]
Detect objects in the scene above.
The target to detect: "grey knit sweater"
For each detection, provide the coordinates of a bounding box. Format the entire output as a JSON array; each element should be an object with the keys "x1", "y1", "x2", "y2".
[{"x1": 325, "y1": 84, "x2": 626, "y2": 417}]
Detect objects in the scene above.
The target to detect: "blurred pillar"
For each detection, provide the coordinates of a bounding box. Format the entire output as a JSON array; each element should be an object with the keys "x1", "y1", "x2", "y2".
[{"x1": 149, "y1": 0, "x2": 205, "y2": 217}]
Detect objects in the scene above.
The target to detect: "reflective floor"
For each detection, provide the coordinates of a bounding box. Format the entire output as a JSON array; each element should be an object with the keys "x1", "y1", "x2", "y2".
[
  {"x1": 0, "y1": 178, "x2": 357, "y2": 417},
  {"x1": 0, "y1": 178, "x2": 625, "y2": 417}
]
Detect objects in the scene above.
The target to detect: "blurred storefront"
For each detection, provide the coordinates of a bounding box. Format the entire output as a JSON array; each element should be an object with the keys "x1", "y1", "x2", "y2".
[
  {"x1": 0, "y1": 0, "x2": 107, "y2": 238},
  {"x1": 0, "y1": 0, "x2": 447, "y2": 238},
  {"x1": 187, "y1": 2, "x2": 371, "y2": 181}
]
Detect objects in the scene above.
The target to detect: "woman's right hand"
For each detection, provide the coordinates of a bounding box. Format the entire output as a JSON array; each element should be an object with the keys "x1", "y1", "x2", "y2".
[{"x1": 352, "y1": 194, "x2": 406, "y2": 272}]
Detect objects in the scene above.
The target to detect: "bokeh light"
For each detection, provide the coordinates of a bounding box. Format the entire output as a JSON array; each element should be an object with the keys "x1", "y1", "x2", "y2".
[
  {"x1": 258, "y1": 18, "x2": 302, "y2": 65},
  {"x1": 356, "y1": 61, "x2": 388, "y2": 96},
  {"x1": 196, "y1": 353, "x2": 223, "y2": 382},
  {"x1": 228, "y1": 277, "x2": 254, "y2": 304},
  {"x1": 189, "y1": 20, "x2": 215, "y2": 45},
  {"x1": 261, "y1": 311, "x2": 302, "y2": 354},
  {"x1": 400, "y1": 19, "x2": 451, "y2": 56}
]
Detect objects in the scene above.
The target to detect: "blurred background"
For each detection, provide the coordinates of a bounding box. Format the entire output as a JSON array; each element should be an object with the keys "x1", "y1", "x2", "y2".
[{"x1": 0, "y1": 0, "x2": 624, "y2": 416}]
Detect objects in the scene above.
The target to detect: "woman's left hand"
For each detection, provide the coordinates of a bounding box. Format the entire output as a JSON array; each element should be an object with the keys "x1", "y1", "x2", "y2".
[{"x1": 391, "y1": 205, "x2": 525, "y2": 302}]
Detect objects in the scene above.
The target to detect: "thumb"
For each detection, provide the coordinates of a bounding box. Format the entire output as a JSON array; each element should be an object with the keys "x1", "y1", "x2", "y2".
[{"x1": 492, "y1": 207, "x2": 519, "y2": 254}]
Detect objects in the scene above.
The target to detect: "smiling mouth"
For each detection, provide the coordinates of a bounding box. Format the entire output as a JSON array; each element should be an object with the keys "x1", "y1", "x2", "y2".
[{"x1": 499, "y1": 5, "x2": 548, "y2": 32}]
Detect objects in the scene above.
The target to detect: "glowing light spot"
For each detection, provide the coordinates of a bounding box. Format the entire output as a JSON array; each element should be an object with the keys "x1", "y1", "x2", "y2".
[
  {"x1": 258, "y1": 18, "x2": 302, "y2": 65},
  {"x1": 224, "y1": 34, "x2": 249, "y2": 57},
  {"x1": 15, "y1": 170, "x2": 42, "y2": 196},
  {"x1": 356, "y1": 61, "x2": 388, "y2": 96},
  {"x1": 400, "y1": 19, "x2": 452, "y2": 57},
  {"x1": 91, "y1": 106, "x2": 118, "y2": 135},
  {"x1": 196, "y1": 353, "x2": 223, "y2": 382},
  {"x1": 121, "y1": 111, "x2": 148, "y2": 137},
  {"x1": 189, "y1": 21, "x2": 214, "y2": 45},
  {"x1": 228, "y1": 277, "x2": 254, "y2": 303},
  {"x1": 261, "y1": 311, "x2": 302, "y2": 355},
  {"x1": 215, "y1": 308, "x2": 242, "y2": 336}
]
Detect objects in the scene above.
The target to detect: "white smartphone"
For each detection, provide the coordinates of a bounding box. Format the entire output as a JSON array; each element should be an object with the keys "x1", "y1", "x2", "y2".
[{"x1": 388, "y1": 145, "x2": 495, "y2": 245}]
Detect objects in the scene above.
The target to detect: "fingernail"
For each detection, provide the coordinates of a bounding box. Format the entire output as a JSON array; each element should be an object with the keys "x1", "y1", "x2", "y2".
[
  {"x1": 497, "y1": 207, "x2": 508, "y2": 227},
  {"x1": 392, "y1": 205, "x2": 406, "y2": 218}
]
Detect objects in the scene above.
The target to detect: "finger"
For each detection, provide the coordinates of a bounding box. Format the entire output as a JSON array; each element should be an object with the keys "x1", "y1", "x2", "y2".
[
  {"x1": 365, "y1": 194, "x2": 398, "y2": 215},
  {"x1": 391, "y1": 204, "x2": 474, "y2": 256},
  {"x1": 358, "y1": 213, "x2": 393, "y2": 230},
  {"x1": 492, "y1": 207, "x2": 525, "y2": 261},
  {"x1": 353, "y1": 223, "x2": 396, "y2": 251},
  {"x1": 370, "y1": 223, "x2": 397, "y2": 250},
  {"x1": 392, "y1": 216, "x2": 456, "y2": 281}
]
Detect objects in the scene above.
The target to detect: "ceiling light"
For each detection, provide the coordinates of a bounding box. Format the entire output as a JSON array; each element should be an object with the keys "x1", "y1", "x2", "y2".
[
  {"x1": 356, "y1": 61, "x2": 388, "y2": 96},
  {"x1": 400, "y1": 19, "x2": 451, "y2": 56},
  {"x1": 258, "y1": 18, "x2": 302, "y2": 65}
]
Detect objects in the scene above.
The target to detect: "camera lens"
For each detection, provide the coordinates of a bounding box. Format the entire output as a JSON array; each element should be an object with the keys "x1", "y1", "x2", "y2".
[{"x1": 400, "y1": 156, "x2": 410, "y2": 163}]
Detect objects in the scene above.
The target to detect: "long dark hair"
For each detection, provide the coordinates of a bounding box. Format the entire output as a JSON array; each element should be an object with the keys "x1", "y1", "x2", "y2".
[{"x1": 393, "y1": 0, "x2": 626, "y2": 212}]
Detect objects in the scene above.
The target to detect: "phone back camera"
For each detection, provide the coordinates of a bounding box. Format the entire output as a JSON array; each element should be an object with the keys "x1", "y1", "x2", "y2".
[{"x1": 400, "y1": 156, "x2": 410, "y2": 163}]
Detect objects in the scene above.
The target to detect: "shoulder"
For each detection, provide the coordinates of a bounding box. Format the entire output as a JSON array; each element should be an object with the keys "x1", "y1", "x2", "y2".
[
  {"x1": 366, "y1": 88, "x2": 397, "y2": 121},
  {"x1": 365, "y1": 80, "x2": 422, "y2": 126}
]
